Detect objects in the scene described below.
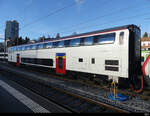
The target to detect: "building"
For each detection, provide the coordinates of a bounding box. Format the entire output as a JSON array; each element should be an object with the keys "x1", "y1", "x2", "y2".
[
  {"x1": 5, "y1": 20, "x2": 19, "y2": 41},
  {"x1": 141, "y1": 37, "x2": 150, "y2": 51}
]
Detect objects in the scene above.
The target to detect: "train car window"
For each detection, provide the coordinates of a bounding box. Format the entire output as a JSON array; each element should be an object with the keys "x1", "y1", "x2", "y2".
[
  {"x1": 119, "y1": 32, "x2": 124, "y2": 45},
  {"x1": 96, "y1": 33, "x2": 115, "y2": 44},
  {"x1": 16, "y1": 47, "x2": 18, "y2": 51},
  {"x1": 31, "y1": 45, "x2": 37, "y2": 50},
  {"x1": 58, "y1": 41, "x2": 64, "y2": 48},
  {"x1": 84, "y1": 37, "x2": 94, "y2": 45},
  {"x1": 18, "y1": 46, "x2": 22, "y2": 51},
  {"x1": 22, "y1": 46, "x2": 25, "y2": 51},
  {"x1": 45, "y1": 42, "x2": 52, "y2": 48},
  {"x1": 25, "y1": 46, "x2": 27, "y2": 50},
  {"x1": 9, "y1": 48, "x2": 11, "y2": 52},
  {"x1": 52, "y1": 42, "x2": 59, "y2": 48},
  {"x1": 64, "y1": 40, "x2": 70, "y2": 47},
  {"x1": 70, "y1": 38, "x2": 81, "y2": 47},
  {"x1": 27, "y1": 46, "x2": 30, "y2": 50},
  {"x1": 91, "y1": 58, "x2": 95, "y2": 64},
  {"x1": 79, "y1": 58, "x2": 83, "y2": 62},
  {"x1": 13, "y1": 47, "x2": 17, "y2": 51},
  {"x1": 58, "y1": 57, "x2": 63, "y2": 69},
  {"x1": 25, "y1": 46, "x2": 30, "y2": 50},
  {"x1": 37, "y1": 44, "x2": 44, "y2": 49}
]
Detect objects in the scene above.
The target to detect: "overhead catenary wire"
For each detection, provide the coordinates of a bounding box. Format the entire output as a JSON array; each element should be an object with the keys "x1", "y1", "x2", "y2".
[
  {"x1": 53, "y1": 0, "x2": 146, "y2": 34},
  {"x1": 57, "y1": 10, "x2": 150, "y2": 35},
  {"x1": 20, "y1": 0, "x2": 83, "y2": 30}
]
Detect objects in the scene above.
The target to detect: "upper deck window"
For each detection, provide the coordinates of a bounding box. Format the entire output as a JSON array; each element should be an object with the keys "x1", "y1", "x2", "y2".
[
  {"x1": 45, "y1": 42, "x2": 52, "y2": 48},
  {"x1": 37, "y1": 44, "x2": 44, "y2": 49},
  {"x1": 53, "y1": 42, "x2": 59, "y2": 48},
  {"x1": 13, "y1": 47, "x2": 16, "y2": 51},
  {"x1": 18, "y1": 46, "x2": 22, "y2": 51},
  {"x1": 84, "y1": 37, "x2": 94, "y2": 45},
  {"x1": 31, "y1": 45, "x2": 37, "y2": 50},
  {"x1": 70, "y1": 38, "x2": 81, "y2": 47},
  {"x1": 96, "y1": 33, "x2": 115, "y2": 44},
  {"x1": 58, "y1": 41, "x2": 64, "y2": 48},
  {"x1": 16, "y1": 47, "x2": 19, "y2": 51},
  {"x1": 64, "y1": 40, "x2": 70, "y2": 47},
  {"x1": 25, "y1": 46, "x2": 30, "y2": 50},
  {"x1": 22, "y1": 46, "x2": 25, "y2": 51}
]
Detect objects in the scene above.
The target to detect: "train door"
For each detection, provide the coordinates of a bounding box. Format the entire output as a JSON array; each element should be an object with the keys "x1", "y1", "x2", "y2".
[
  {"x1": 56, "y1": 53, "x2": 66, "y2": 74},
  {"x1": 16, "y1": 54, "x2": 20, "y2": 66}
]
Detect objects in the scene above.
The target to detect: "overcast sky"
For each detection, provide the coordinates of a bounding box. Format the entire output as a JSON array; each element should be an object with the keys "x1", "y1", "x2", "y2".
[{"x1": 0, "y1": 0, "x2": 150, "y2": 42}]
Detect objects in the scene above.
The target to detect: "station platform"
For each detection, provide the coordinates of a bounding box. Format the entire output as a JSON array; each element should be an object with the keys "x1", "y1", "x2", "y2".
[
  {"x1": 0, "y1": 73, "x2": 70, "y2": 113},
  {"x1": 0, "y1": 86, "x2": 33, "y2": 113}
]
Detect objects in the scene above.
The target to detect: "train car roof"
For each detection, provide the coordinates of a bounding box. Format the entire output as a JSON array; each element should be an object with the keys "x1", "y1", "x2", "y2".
[{"x1": 9, "y1": 24, "x2": 140, "y2": 48}]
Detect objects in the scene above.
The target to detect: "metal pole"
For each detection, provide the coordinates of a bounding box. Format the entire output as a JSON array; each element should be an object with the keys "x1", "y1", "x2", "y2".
[{"x1": 4, "y1": 38, "x2": 6, "y2": 61}]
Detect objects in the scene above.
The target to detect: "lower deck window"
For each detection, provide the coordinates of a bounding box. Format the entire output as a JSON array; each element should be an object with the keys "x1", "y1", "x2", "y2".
[{"x1": 21, "y1": 58, "x2": 53, "y2": 66}]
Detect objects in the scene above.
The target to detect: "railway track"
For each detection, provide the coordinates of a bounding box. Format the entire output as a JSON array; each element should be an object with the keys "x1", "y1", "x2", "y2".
[
  {"x1": 0, "y1": 64, "x2": 129, "y2": 113},
  {"x1": 20, "y1": 65, "x2": 150, "y2": 102}
]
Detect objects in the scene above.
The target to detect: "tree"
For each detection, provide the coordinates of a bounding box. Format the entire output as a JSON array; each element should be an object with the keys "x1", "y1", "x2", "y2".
[
  {"x1": 143, "y1": 32, "x2": 149, "y2": 38},
  {"x1": 38, "y1": 35, "x2": 45, "y2": 42},
  {"x1": 25, "y1": 37, "x2": 30, "y2": 44}
]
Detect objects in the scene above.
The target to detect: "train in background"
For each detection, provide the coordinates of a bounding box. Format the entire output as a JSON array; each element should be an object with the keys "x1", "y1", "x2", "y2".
[
  {"x1": 6, "y1": 24, "x2": 144, "y2": 90},
  {"x1": 0, "y1": 52, "x2": 8, "y2": 61}
]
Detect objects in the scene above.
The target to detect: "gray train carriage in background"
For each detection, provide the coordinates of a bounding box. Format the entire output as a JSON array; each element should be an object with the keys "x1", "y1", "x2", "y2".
[{"x1": 0, "y1": 52, "x2": 8, "y2": 61}]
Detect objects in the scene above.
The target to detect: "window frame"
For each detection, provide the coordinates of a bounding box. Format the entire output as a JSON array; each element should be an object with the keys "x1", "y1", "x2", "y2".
[
  {"x1": 37, "y1": 44, "x2": 44, "y2": 49},
  {"x1": 52, "y1": 42, "x2": 59, "y2": 48},
  {"x1": 94, "y1": 33, "x2": 116, "y2": 45},
  {"x1": 70, "y1": 38, "x2": 81, "y2": 47},
  {"x1": 83, "y1": 36, "x2": 94, "y2": 46},
  {"x1": 58, "y1": 41, "x2": 65, "y2": 48},
  {"x1": 45, "y1": 42, "x2": 53, "y2": 49},
  {"x1": 31, "y1": 45, "x2": 37, "y2": 50}
]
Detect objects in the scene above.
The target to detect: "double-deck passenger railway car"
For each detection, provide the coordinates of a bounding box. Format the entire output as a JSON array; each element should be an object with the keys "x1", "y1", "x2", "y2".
[{"x1": 8, "y1": 25, "x2": 141, "y2": 87}]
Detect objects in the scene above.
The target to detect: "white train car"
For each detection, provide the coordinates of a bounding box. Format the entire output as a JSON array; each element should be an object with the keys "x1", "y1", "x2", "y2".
[
  {"x1": 0, "y1": 52, "x2": 8, "y2": 61},
  {"x1": 8, "y1": 25, "x2": 141, "y2": 86}
]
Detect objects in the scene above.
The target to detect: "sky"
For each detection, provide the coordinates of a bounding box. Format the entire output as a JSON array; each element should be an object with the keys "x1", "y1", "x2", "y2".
[{"x1": 0, "y1": 0, "x2": 150, "y2": 42}]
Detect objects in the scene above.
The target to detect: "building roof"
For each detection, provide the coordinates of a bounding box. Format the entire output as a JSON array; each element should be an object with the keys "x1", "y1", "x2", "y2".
[{"x1": 141, "y1": 37, "x2": 150, "y2": 42}]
